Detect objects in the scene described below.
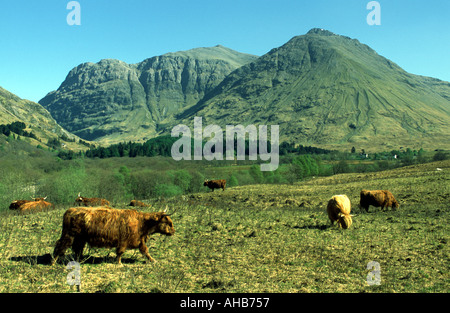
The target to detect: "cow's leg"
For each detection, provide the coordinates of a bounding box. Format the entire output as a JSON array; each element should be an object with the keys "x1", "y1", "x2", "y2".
[
  {"x1": 116, "y1": 245, "x2": 127, "y2": 265},
  {"x1": 52, "y1": 233, "x2": 74, "y2": 265},
  {"x1": 72, "y1": 237, "x2": 86, "y2": 262},
  {"x1": 139, "y1": 241, "x2": 155, "y2": 263}
]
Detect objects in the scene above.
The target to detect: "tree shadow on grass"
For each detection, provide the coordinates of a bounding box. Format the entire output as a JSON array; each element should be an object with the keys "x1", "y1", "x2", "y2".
[{"x1": 9, "y1": 253, "x2": 139, "y2": 265}]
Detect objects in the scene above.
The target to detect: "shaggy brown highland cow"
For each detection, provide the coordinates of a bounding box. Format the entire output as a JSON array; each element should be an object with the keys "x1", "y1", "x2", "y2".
[
  {"x1": 9, "y1": 197, "x2": 52, "y2": 213},
  {"x1": 74, "y1": 193, "x2": 110, "y2": 207},
  {"x1": 203, "y1": 179, "x2": 226, "y2": 192},
  {"x1": 360, "y1": 190, "x2": 399, "y2": 212},
  {"x1": 52, "y1": 206, "x2": 175, "y2": 265},
  {"x1": 9, "y1": 197, "x2": 48, "y2": 210},
  {"x1": 17, "y1": 200, "x2": 53, "y2": 213}
]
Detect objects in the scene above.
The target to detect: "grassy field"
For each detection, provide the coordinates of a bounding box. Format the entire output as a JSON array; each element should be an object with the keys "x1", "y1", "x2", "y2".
[{"x1": 0, "y1": 160, "x2": 448, "y2": 293}]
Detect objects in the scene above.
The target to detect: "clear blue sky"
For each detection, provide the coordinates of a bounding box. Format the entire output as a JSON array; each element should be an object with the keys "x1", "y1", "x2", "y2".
[{"x1": 1, "y1": 0, "x2": 449, "y2": 103}]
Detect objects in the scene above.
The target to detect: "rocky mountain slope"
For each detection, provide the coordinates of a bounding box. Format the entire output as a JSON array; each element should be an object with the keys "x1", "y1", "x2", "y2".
[
  {"x1": 39, "y1": 29, "x2": 450, "y2": 151},
  {"x1": 174, "y1": 28, "x2": 450, "y2": 151},
  {"x1": 39, "y1": 46, "x2": 257, "y2": 144}
]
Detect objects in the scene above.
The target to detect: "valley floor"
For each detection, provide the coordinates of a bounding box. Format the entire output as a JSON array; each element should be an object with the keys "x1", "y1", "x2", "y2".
[{"x1": 0, "y1": 160, "x2": 448, "y2": 293}]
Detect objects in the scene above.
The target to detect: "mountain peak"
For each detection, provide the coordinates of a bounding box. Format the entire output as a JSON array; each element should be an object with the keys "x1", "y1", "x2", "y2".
[
  {"x1": 162, "y1": 45, "x2": 257, "y2": 67},
  {"x1": 306, "y1": 28, "x2": 336, "y2": 36},
  {"x1": 175, "y1": 29, "x2": 450, "y2": 151}
]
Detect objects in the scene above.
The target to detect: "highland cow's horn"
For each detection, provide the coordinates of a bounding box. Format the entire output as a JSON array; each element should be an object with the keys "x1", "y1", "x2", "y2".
[
  {"x1": 164, "y1": 207, "x2": 178, "y2": 217},
  {"x1": 78, "y1": 192, "x2": 81, "y2": 197},
  {"x1": 44, "y1": 196, "x2": 47, "y2": 200}
]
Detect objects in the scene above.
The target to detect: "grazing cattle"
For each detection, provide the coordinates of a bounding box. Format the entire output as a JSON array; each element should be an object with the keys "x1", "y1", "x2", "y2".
[
  {"x1": 74, "y1": 193, "x2": 110, "y2": 207},
  {"x1": 128, "y1": 200, "x2": 151, "y2": 208},
  {"x1": 203, "y1": 179, "x2": 226, "y2": 192},
  {"x1": 17, "y1": 200, "x2": 53, "y2": 213},
  {"x1": 327, "y1": 195, "x2": 353, "y2": 229},
  {"x1": 52, "y1": 206, "x2": 175, "y2": 265},
  {"x1": 360, "y1": 189, "x2": 399, "y2": 212}
]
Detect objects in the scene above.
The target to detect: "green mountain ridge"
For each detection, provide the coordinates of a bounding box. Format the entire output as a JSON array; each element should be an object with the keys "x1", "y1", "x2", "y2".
[
  {"x1": 0, "y1": 86, "x2": 81, "y2": 147},
  {"x1": 174, "y1": 28, "x2": 450, "y2": 151}
]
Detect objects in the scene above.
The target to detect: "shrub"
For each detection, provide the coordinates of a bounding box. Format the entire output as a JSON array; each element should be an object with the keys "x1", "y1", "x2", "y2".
[
  {"x1": 153, "y1": 184, "x2": 183, "y2": 198},
  {"x1": 332, "y1": 160, "x2": 350, "y2": 174},
  {"x1": 233, "y1": 170, "x2": 254, "y2": 186},
  {"x1": 131, "y1": 170, "x2": 170, "y2": 199},
  {"x1": 228, "y1": 174, "x2": 239, "y2": 187},
  {"x1": 263, "y1": 171, "x2": 274, "y2": 184},
  {"x1": 272, "y1": 169, "x2": 288, "y2": 184},
  {"x1": 292, "y1": 155, "x2": 320, "y2": 179},
  {"x1": 281, "y1": 165, "x2": 297, "y2": 184},
  {"x1": 173, "y1": 170, "x2": 192, "y2": 193},
  {"x1": 188, "y1": 170, "x2": 205, "y2": 193},
  {"x1": 249, "y1": 164, "x2": 264, "y2": 183},
  {"x1": 91, "y1": 166, "x2": 134, "y2": 204},
  {"x1": 433, "y1": 151, "x2": 448, "y2": 161},
  {"x1": 37, "y1": 166, "x2": 89, "y2": 205}
]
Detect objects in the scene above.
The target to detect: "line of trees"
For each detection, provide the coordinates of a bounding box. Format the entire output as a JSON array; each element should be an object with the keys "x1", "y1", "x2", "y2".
[
  {"x1": 0, "y1": 122, "x2": 37, "y2": 140},
  {"x1": 279, "y1": 142, "x2": 333, "y2": 155},
  {"x1": 82, "y1": 135, "x2": 333, "y2": 160},
  {"x1": 84, "y1": 136, "x2": 177, "y2": 158}
]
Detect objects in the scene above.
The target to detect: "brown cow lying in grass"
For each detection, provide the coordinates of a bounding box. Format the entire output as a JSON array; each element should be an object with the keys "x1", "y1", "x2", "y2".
[
  {"x1": 17, "y1": 200, "x2": 53, "y2": 213},
  {"x1": 74, "y1": 193, "x2": 110, "y2": 207},
  {"x1": 128, "y1": 200, "x2": 151, "y2": 208},
  {"x1": 327, "y1": 194, "x2": 353, "y2": 229},
  {"x1": 360, "y1": 189, "x2": 399, "y2": 212},
  {"x1": 204, "y1": 179, "x2": 226, "y2": 192},
  {"x1": 52, "y1": 206, "x2": 175, "y2": 265},
  {"x1": 9, "y1": 197, "x2": 52, "y2": 213}
]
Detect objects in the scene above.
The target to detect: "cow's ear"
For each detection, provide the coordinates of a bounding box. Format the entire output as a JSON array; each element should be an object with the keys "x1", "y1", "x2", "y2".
[
  {"x1": 145, "y1": 213, "x2": 160, "y2": 224},
  {"x1": 150, "y1": 212, "x2": 165, "y2": 221}
]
